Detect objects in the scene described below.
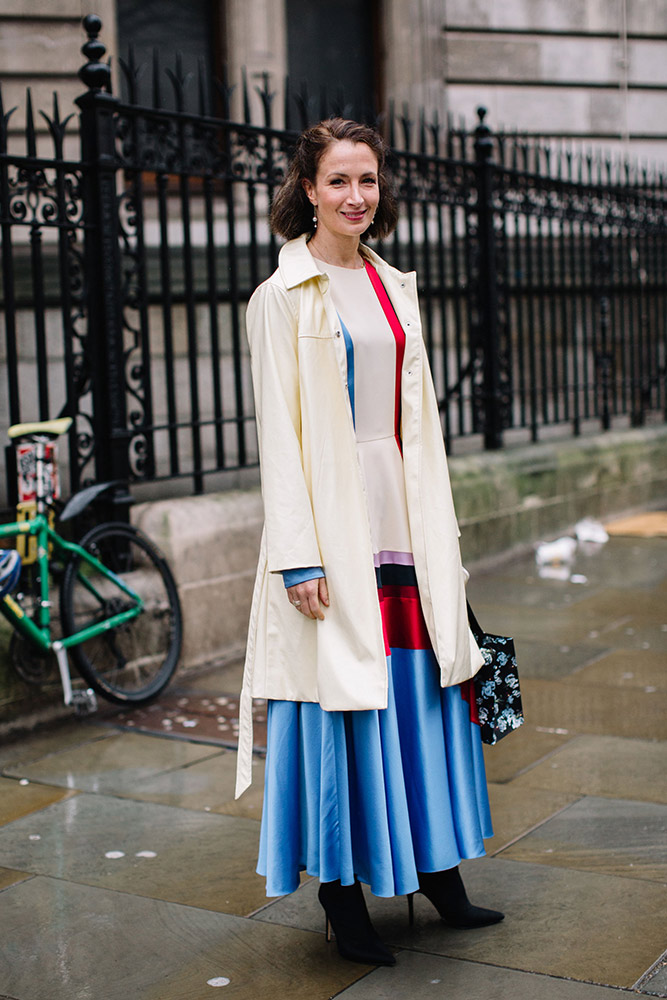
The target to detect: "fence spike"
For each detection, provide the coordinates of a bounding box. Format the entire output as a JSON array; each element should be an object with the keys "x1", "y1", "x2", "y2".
[
  {"x1": 118, "y1": 44, "x2": 147, "y2": 106},
  {"x1": 128, "y1": 43, "x2": 138, "y2": 104},
  {"x1": 388, "y1": 100, "x2": 396, "y2": 148},
  {"x1": 152, "y1": 47, "x2": 162, "y2": 109},
  {"x1": 213, "y1": 63, "x2": 234, "y2": 120},
  {"x1": 0, "y1": 84, "x2": 17, "y2": 156},
  {"x1": 400, "y1": 102, "x2": 412, "y2": 151},
  {"x1": 428, "y1": 108, "x2": 440, "y2": 155},
  {"x1": 198, "y1": 56, "x2": 207, "y2": 116},
  {"x1": 166, "y1": 51, "x2": 191, "y2": 113},
  {"x1": 39, "y1": 92, "x2": 74, "y2": 159},
  {"x1": 241, "y1": 66, "x2": 251, "y2": 123},
  {"x1": 26, "y1": 88, "x2": 36, "y2": 158},
  {"x1": 283, "y1": 75, "x2": 291, "y2": 131},
  {"x1": 256, "y1": 72, "x2": 275, "y2": 128},
  {"x1": 319, "y1": 83, "x2": 329, "y2": 122}
]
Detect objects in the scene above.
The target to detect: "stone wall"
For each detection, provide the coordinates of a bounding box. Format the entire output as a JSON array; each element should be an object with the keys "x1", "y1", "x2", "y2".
[{"x1": 441, "y1": 0, "x2": 667, "y2": 163}]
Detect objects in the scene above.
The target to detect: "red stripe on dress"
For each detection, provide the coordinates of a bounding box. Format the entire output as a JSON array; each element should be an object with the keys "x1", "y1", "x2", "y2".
[
  {"x1": 460, "y1": 679, "x2": 480, "y2": 726},
  {"x1": 379, "y1": 580, "x2": 480, "y2": 727},
  {"x1": 378, "y1": 584, "x2": 432, "y2": 650},
  {"x1": 364, "y1": 261, "x2": 406, "y2": 453}
]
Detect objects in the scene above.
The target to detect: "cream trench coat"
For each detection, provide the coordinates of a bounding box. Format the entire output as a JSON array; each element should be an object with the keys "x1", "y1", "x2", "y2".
[{"x1": 235, "y1": 234, "x2": 483, "y2": 797}]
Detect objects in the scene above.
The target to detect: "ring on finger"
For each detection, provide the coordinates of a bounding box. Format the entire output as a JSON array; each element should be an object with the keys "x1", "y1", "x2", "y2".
[{"x1": 292, "y1": 599, "x2": 302, "y2": 607}]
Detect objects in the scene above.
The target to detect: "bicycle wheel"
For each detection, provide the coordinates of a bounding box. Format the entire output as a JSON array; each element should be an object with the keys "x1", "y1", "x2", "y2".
[{"x1": 60, "y1": 522, "x2": 182, "y2": 704}]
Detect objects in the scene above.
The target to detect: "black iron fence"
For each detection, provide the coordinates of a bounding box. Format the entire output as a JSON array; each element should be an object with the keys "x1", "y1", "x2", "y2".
[{"x1": 1, "y1": 15, "x2": 666, "y2": 507}]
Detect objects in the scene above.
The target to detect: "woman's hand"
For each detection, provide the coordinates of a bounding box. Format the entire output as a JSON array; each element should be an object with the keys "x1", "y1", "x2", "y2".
[{"x1": 287, "y1": 577, "x2": 330, "y2": 620}]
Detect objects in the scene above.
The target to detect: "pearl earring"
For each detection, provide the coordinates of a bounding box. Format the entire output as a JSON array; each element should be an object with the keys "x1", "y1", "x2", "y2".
[{"x1": 312, "y1": 211, "x2": 318, "y2": 229}]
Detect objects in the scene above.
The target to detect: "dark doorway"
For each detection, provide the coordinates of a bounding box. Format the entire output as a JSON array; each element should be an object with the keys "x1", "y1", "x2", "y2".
[
  {"x1": 286, "y1": 0, "x2": 382, "y2": 119},
  {"x1": 117, "y1": 0, "x2": 223, "y2": 110}
]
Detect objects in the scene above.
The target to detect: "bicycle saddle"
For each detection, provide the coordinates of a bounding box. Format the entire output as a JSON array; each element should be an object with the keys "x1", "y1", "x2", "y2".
[
  {"x1": 0, "y1": 549, "x2": 22, "y2": 598},
  {"x1": 8, "y1": 417, "x2": 72, "y2": 441}
]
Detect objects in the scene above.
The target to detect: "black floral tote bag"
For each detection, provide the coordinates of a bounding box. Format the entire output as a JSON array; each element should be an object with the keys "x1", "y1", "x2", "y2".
[{"x1": 467, "y1": 603, "x2": 524, "y2": 745}]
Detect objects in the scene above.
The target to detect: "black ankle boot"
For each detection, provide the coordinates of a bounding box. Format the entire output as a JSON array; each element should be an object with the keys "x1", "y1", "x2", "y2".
[
  {"x1": 412, "y1": 867, "x2": 504, "y2": 929},
  {"x1": 318, "y1": 880, "x2": 396, "y2": 966}
]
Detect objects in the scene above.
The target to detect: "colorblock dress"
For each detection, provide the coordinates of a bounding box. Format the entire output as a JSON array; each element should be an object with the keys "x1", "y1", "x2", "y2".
[{"x1": 257, "y1": 259, "x2": 493, "y2": 898}]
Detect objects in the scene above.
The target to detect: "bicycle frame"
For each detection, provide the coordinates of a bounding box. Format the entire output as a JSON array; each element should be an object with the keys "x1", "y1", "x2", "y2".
[{"x1": 0, "y1": 513, "x2": 144, "y2": 707}]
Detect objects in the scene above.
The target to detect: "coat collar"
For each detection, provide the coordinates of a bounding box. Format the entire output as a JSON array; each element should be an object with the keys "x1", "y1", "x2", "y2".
[{"x1": 278, "y1": 233, "x2": 409, "y2": 289}]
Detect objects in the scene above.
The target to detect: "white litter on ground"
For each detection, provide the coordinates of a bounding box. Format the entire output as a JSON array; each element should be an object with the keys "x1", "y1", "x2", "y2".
[
  {"x1": 207, "y1": 977, "x2": 231, "y2": 987},
  {"x1": 535, "y1": 536, "x2": 577, "y2": 565},
  {"x1": 105, "y1": 851, "x2": 125, "y2": 859},
  {"x1": 574, "y1": 517, "x2": 609, "y2": 544}
]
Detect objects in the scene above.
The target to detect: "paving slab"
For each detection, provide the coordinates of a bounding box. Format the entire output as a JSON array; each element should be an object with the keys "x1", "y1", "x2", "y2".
[
  {"x1": 335, "y1": 950, "x2": 633, "y2": 999},
  {"x1": 114, "y1": 748, "x2": 265, "y2": 821},
  {"x1": 465, "y1": 570, "x2": 603, "y2": 612},
  {"x1": 0, "y1": 866, "x2": 32, "y2": 890},
  {"x1": 2, "y1": 730, "x2": 223, "y2": 794},
  {"x1": 497, "y1": 638, "x2": 609, "y2": 680},
  {"x1": 0, "y1": 722, "x2": 110, "y2": 769},
  {"x1": 462, "y1": 603, "x2": 599, "y2": 648},
  {"x1": 520, "y1": 678, "x2": 667, "y2": 740},
  {"x1": 257, "y1": 858, "x2": 667, "y2": 988},
  {"x1": 567, "y1": 587, "x2": 667, "y2": 624},
  {"x1": 510, "y1": 735, "x2": 667, "y2": 804},
  {"x1": 571, "y1": 649, "x2": 667, "y2": 690},
  {"x1": 485, "y1": 781, "x2": 577, "y2": 855},
  {"x1": 639, "y1": 956, "x2": 667, "y2": 998},
  {"x1": 174, "y1": 657, "x2": 245, "y2": 694},
  {"x1": 0, "y1": 776, "x2": 77, "y2": 825},
  {"x1": 0, "y1": 875, "x2": 367, "y2": 1000},
  {"x1": 482, "y1": 727, "x2": 573, "y2": 784},
  {"x1": 501, "y1": 795, "x2": 667, "y2": 883},
  {"x1": 0, "y1": 792, "x2": 266, "y2": 916}
]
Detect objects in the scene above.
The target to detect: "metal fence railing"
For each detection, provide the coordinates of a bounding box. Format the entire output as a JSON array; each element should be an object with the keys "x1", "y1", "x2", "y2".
[{"x1": 1, "y1": 14, "x2": 665, "y2": 507}]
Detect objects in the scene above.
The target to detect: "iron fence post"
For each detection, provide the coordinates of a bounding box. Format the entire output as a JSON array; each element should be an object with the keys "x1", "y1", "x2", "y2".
[
  {"x1": 474, "y1": 108, "x2": 504, "y2": 449},
  {"x1": 75, "y1": 15, "x2": 132, "y2": 519}
]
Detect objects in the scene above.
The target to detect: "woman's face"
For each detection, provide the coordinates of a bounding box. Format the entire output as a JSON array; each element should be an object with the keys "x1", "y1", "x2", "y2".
[{"x1": 303, "y1": 140, "x2": 380, "y2": 241}]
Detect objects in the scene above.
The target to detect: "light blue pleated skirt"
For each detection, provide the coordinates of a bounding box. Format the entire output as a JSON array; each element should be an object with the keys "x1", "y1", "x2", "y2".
[{"x1": 257, "y1": 645, "x2": 493, "y2": 898}]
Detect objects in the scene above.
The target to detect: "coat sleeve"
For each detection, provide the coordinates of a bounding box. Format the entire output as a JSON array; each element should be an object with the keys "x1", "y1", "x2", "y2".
[{"x1": 246, "y1": 277, "x2": 323, "y2": 573}]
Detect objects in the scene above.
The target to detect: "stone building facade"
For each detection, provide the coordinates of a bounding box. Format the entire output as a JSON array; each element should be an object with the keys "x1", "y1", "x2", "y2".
[{"x1": 1, "y1": 0, "x2": 666, "y2": 163}]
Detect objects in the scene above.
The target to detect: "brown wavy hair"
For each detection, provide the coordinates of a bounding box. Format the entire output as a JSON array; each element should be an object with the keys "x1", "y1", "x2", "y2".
[{"x1": 270, "y1": 118, "x2": 398, "y2": 241}]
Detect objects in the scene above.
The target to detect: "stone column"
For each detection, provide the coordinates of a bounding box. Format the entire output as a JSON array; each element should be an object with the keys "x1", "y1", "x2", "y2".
[
  {"x1": 225, "y1": 0, "x2": 288, "y2": 122},
  {"x1": 382, "y1": 0, "x2": 446, "y2": 117}
]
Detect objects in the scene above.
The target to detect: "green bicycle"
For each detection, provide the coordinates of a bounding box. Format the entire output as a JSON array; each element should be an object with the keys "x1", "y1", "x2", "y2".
[{"x1": 0, "y1": 417, "x2": 182, "y2": 711}]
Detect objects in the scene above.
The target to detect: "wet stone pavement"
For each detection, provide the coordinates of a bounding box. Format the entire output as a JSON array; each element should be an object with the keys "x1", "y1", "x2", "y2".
[{"x1": 0, "y1": 512, "x2": 665, "y2": 1000}]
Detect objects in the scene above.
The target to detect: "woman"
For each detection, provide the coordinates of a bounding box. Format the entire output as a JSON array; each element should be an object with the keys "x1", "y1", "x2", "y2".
[{"x1": 235, "y1": 118, "x2": 502, "y2": 966}]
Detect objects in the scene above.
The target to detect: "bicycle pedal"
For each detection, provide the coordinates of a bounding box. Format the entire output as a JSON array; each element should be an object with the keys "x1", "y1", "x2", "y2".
[{"x1": 71, "y1": 688, "x2": 98, "y2": 715}]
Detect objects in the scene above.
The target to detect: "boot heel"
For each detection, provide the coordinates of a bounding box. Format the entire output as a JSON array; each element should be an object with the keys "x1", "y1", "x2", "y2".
[{"x1": 407, "y1": 892, "x2": 415, "y2": 927}]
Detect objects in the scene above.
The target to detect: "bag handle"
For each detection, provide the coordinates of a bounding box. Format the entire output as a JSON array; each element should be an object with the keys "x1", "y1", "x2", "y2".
[{"x1": 466, "y1": 601, "x2": 485, "y2": 644}]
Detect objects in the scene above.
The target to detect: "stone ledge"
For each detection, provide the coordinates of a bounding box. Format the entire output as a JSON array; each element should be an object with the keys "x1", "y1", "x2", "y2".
[{"x1": 454, "y1": 426, "x2": 667, "y2": 563}]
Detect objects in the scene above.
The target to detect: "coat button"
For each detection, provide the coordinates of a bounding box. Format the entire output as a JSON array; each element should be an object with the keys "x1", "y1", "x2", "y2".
[
  {"x1": 335, "y1": 330, "x2": 341, "y2": 338},
  {"x1": 407, "y1": 369, "x2": 413, "y2": 376}
]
